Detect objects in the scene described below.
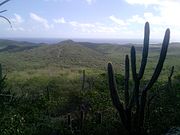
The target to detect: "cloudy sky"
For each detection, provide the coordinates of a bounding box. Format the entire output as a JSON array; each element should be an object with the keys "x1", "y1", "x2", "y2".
[{"x1": 0, "y1": 0, "x2": 180, "y2": 41}]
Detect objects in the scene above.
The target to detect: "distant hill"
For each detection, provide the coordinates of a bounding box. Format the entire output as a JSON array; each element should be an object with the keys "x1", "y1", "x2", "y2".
[
  {"x1": 0, "y1": 39, "x2": 180, "y2": 72},
  {"x1": 0, "y1": 39, "x2": 110, "y2": 71},
  {"x1": 0, "y1": 39, "x2": 41, "y2": 52}
]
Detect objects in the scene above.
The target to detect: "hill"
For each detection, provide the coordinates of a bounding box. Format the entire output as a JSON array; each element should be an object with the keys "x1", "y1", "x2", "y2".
[
  {"x1": 0, "y1": 39, "x2": 180, "y2": 74},
  {"x1": 0, "y1": 39, "x2": 110, "y2": 71},
  {"x1": 0, "y1": 39, "x2": 41, "y2": 52}
]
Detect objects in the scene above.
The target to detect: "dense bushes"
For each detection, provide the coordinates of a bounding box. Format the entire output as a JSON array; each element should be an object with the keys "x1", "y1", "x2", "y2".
[{"x1": 0, "y1": 70, "x2": 179, "y2": 135}]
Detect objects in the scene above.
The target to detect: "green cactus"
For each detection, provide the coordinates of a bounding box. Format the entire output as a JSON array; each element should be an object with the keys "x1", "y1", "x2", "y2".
[
  {"x1": 124, "y1": 55, "x2": 129, "y2": 109},
  {"x1": 108, "y1": 22, "x2": 170, "y2": 135}
]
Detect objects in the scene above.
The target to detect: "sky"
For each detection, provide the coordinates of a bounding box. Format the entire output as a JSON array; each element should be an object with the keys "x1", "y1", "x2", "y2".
[{"x1": 0, "y1": 0, "x2": 180, "y2": 41}]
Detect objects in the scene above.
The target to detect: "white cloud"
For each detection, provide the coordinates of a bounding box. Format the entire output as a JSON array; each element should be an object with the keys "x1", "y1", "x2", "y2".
[
  {"x1": 86, "y1": 0, "x2": 94, "y2": 5},
  {"x1": 109, "y1": 15, "x2": 127, "y2": 26},
  {"x1": 68, "y1": 20, "x2": 127, "y2": 34},
  {"x1": 30, "y1": 13, "x2": 53, "y2": 29},
  {"x1": 7, "y1": 14, "x2": 25, "y2": 32},
  {"x1": 11, "y1": 14, "x2": 24, "y2": 24},
  {"x1": 69, "y1": 21, "x2": 95, "y2": 28},
  {"x1": 44, "y1": 0, "x2": 94, "y2": 4},
  {"x1": 127, "y1": 15, "x2": 145, "y2": 24},
  {"x1": 124, "y1": 0, "x2": 180, "y2": 27},
  {"x1": 44, "y1": 0, "x2": 59, "y2": 1},
  {"x1": 122, "y1": 0, "x2": 180, "y2": 39},
  {"x1": 125, "y1": 0, "x2": 180, "y2": 6},
  {"x1": 12, "y1": 27, "x2": 25, "y2": 31},
  {"x1": 53, "y1": 17, "x2": 66, "y2": 24},
  {"x1": 125, "y1": 0, "x2": 161, "y2": 6},
  {"x1": 7, "y1": 26, "x2": 25, "y2": 32}
]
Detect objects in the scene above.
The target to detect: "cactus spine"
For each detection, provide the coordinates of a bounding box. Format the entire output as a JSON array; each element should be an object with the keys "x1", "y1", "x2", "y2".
[{"x1": 108, "y1": 22, "x2": 170, "y2": 135}]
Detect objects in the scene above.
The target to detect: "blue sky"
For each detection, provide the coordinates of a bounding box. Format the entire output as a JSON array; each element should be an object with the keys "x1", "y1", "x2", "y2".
[{"x1": 0, "y1": 0, "x2": 180, "y2": 41}]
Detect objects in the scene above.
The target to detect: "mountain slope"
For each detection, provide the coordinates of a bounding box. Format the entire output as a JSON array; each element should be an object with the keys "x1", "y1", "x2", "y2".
[
  {"x1": 0, "y1": 39, "x2": 180, "y2": 72},
  {"x1": 0, "y1": 39, "x2": 41, "y2": 52},
  {"x1": 0, "y1": 40, "x2": 110, "y2": 71}
]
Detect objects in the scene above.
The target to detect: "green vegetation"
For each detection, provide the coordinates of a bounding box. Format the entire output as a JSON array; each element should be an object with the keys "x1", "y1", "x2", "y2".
[{"x1": 0, "y1": 24, "x2": 180, "y2": 134}]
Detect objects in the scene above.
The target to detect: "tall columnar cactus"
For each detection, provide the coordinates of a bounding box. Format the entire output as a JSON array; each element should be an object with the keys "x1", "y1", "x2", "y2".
[{"x1": 108, "y1": 22, "x2": 170, "y2": 135}]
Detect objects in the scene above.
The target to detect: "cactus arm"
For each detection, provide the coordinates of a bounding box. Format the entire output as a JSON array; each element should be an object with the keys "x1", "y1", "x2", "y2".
[
  {"x1": 131, "y1": 46, "x2": 137, "y2": 81},
  {"x1": 107, "y1": 63, "x2": 127, "y2": 127},
  {"x1": 138, "y1": 22, "x2": 150, "y2": 80},
  {"x1": 125, "y1": 55, "x2": 129, "y2": 109},
  {"x1": 124, "y1": 56, "x2": 132, "y2": 131},
  {"x1": 131, "y1": 46, "x2": 140, "y2": 111},
  {"x1": 139, "y1": 28, "x2": 170, "y2": 128},
  {"x1": 144, "y1": 28, "x2": 170, "y2": 92},
  {"x1": 108, "y1": 63, "x2": 124, "y2": 112}
]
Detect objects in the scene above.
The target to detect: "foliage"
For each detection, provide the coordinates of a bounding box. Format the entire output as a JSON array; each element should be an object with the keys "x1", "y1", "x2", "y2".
[{"x1": 0, "y1": 23, "x2": 180, "y2": 134}]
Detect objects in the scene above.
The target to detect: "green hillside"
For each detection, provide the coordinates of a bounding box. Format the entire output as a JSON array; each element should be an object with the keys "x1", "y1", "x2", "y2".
[
  {"x1": 0, "y1": 39, "x2": 179, "y2": 75},
  {"x1": 0, "y1": 40, "x2": 109, "y2": 71},
  {"x1": 0, "y1": 39, "x2": 180, "y2": 135}
]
